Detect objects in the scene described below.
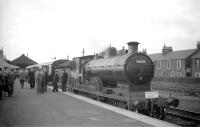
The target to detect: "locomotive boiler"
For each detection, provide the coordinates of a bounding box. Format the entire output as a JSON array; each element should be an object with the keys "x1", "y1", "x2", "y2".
[
  {"x1": 71, "y1": 42, "x2": 179, "y2": 119},
  {"x1": 85, "y1": 42, "x2": 154, "y2": 94}
]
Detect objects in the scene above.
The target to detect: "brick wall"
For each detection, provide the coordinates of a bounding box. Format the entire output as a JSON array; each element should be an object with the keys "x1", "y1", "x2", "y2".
[
  {"x1": 154, "y1": 59, "x2": 186, "y2": 77},
  {"x1": 192, "y1": 58, "x2": 200, "y2": 77}
]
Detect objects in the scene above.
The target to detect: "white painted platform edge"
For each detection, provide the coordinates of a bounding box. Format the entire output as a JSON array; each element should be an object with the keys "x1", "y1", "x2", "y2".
[{"x1": 48, "y1": 86, "x2": 180, "y2": 127}]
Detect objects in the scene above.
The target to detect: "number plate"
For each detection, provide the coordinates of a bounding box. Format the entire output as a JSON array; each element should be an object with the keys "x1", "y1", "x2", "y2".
[
  {"x1": 136, "y1": 60, "x2": 146, "y2": 64},
  {"x1": 145, "y1": 91, "x2": 158, "y2": 98}
]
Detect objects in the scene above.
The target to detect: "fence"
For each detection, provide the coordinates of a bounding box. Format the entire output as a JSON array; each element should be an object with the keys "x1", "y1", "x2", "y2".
[{"x1": 152, "y1": 76, "x2": 200, "y2": 84}]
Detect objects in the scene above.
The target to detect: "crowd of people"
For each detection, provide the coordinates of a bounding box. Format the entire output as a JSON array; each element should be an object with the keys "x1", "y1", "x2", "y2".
[
  {"x1": 25, "y1": 68, "x2": 68, "y2": 94},
  {"x1": 0, "y1": 67, "x2": 68, "y2": 100},
  {"x1": 0, "y1": 68, "x2": 16, "y2": 100}
]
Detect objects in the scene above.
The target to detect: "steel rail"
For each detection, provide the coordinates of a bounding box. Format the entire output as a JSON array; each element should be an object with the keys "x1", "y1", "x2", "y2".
[{"x1": 165, "y1": 108, "x2": 200, "y2": 123}]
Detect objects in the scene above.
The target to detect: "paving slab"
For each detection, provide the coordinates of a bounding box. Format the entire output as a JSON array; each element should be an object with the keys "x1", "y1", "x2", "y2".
[{"x1": 0, "y1": 79, "x2": 178, "y2": 127}]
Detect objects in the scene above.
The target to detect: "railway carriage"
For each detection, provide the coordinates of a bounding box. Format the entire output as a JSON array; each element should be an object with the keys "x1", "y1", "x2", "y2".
[{"x1": 27, "y1": 59, "x2": 69, "y2": 83}]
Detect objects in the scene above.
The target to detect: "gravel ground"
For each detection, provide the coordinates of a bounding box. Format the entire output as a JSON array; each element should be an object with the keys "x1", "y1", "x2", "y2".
[{"x1": 151, "y1": 82, "x2": 200, "y2": 113}]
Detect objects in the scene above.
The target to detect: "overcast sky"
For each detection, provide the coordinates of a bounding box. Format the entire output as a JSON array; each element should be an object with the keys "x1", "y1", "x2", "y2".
[{"x1": 0, "y1": 0, "x2": 200, "y2": 63}]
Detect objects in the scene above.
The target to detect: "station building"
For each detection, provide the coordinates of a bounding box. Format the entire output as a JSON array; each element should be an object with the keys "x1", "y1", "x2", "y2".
[
  {"x1": 148, "y1": 41, "x2": 200, "y2": 78},
  {"x1": 11, "y1": 54, "x2": 37, "y2": 69}
]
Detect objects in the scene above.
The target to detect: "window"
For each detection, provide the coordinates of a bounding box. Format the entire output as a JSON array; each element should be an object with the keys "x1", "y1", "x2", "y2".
[
  {"x1": 167, "y1": 60, "x2": 170, "y2": 69},
  {"x1": 177, "y1": 60, "x2": 181, "y2": 69},
  {"x1": 177, "y1": 72, "x2": 182, "y2": 77},
  {"x1": 196, "y1": 59, "x2": 200, "y2": 68},
  {"x1": 158, "y1": 61, "x2": 161, "y2": 69},
  {"x1": 195, "y1": 72, "x2": 200, "y2": 77},
  {"x1": 186, "y1": 72, "x2": 191, "y2": 77},
  {"x1": 171, "y1": 71, "x2": 175, "y2": 77}
]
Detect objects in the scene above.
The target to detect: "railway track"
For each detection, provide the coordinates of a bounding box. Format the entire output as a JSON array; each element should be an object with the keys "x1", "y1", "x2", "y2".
[
  {"x1": 165, "y1": 108, "x2": 200, "y2": 123},
  {"x1": 57, "y1": 86, "x2": 199, "y2": 126}
]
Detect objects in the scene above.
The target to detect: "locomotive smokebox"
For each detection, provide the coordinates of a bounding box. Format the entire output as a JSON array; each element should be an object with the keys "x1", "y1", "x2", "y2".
[{"x1": 127, "y1": 42, "x2": 140, "y2": 54}]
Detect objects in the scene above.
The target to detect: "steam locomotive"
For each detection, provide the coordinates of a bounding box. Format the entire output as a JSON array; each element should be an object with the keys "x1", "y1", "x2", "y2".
[{"x1": 69, "y1": 42, "x2": 179, "y2": 119}]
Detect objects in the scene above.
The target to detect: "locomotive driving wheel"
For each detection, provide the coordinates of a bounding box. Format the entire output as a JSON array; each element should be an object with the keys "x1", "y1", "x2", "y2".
[
  {"x1": 89, "y1": 77, "x2": 103, "y2": 92},
  {"x1": 155, "y1": 107, "x2": 165, "y2": 120}
]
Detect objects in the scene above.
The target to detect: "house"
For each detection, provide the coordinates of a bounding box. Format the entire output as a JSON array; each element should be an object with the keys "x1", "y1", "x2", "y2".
[
  {"x1": 191, "y1": 41, "x2": 200, "y2": 77},
  {"x1": 148, "y1": 42, "x2": 200, "y2": 78}
]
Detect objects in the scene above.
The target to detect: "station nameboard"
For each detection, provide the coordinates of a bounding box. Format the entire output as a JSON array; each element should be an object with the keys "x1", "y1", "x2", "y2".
[{"x1": 145, "y1": 91, "x2": 158, "y2": 98}]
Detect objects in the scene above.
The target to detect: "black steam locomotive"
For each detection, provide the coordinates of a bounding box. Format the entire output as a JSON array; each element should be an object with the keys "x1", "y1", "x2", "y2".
[{"x1": 69, "y1": 42, "x2": 179, "y2": 119}]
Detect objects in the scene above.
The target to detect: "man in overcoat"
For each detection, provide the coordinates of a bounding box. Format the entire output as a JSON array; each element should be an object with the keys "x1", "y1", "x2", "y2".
[
  {"x1": 61, "y1": 70, "x2": 68, "y2": 92},
  {"x1": 8, "y1": 70, "x2": 15, "y2": 97},
  {"x1": 3, "y1": 70, "x2": 10, "y2": 96},
  {"x1": 28, "y1": 69, "x2": 35, "y2": 89},
  {"x1": 44, "y1": 69, "x2": 48, "y2": 92},
  {"x1": 52, "y1": 71, "x2": 59, "y2": 92},
  {"x1": 36, "y1": 69, "x2": 43, "y2": 94},
  {"x1": 19, "y1": 69, "x2": 26, "y2": 89}
]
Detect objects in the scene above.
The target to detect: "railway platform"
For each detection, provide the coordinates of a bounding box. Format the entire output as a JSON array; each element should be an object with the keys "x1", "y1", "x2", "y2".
[{"x1": 0, "y1": 79, "x2": 179, "y2": 127}]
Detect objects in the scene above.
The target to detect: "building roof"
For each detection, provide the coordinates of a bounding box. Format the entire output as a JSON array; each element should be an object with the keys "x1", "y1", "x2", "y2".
[
  {"x1": 26, "y1": 61, "x2": 54, "y2": 69},
  {"x1": 11, "y1": 54, "x2": 37, "y2": 68},
  {"x1": 192, "y1": 53, "x2": 200, "y2": 59},
  {"x1": 26, "y1": 59, "x2": 68, "y2": 69},
  {"x1": 191, "y1": 50, "x2": 200, "y2": 59},
  {"x1": 0, "y1": 59, "x2": 19, "y2": 69},
  {"x1": 148, "y1": 49, "x2": 196, "y2": 61}
]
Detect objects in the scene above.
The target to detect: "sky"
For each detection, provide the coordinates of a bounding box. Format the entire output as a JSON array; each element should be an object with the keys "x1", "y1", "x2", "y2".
[{"x1": 0, "y1": 0, "x2": 200, "y2": 63}]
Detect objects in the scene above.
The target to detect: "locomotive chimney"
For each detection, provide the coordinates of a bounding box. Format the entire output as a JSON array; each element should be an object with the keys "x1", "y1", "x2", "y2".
[{"x1": 127, "y1": 42, "x2": 140, "y2": 53}]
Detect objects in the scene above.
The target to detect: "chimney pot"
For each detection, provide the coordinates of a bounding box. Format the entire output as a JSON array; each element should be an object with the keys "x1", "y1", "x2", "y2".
[
  {"x1": 197, "y1": 41, "x2": 200, "y2": 49},
  {"x1": 127, "y1": 41, "x2": 140, "y2": 53},
  {"x1": 162, "y1": 44, "x2": 173, "y2": 55}
]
